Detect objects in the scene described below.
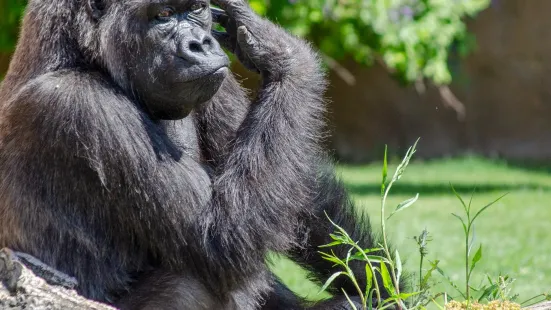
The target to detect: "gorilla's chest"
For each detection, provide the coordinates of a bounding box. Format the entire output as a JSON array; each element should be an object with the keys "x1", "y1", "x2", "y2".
[{"x1": 157, "y1": 115, "x2": 201, "y2": 162}]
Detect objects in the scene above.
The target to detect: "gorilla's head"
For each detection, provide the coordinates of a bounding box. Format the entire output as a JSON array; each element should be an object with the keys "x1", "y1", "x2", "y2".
[{"x1": 84, "y1": 0, "x2": 229, "y2": 120}]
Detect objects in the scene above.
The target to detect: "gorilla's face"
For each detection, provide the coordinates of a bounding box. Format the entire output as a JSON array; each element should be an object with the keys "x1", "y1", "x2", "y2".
[{"x1": 106, "y1": 0, "x2": 230, "y2": 120}]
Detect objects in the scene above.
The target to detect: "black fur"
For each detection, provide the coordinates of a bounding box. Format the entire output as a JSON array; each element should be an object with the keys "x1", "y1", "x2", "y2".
[{"x1": 0, "y1": 0, "x2": 394, "y2": 309}]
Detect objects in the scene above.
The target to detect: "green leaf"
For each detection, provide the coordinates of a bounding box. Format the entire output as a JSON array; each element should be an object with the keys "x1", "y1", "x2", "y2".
[
  {"x1": 451, "y1": 213, "x2": 467, "y2": 234},
  {"x1": 478, "y1": 283, "x2": 499, "y2": 302},
  {"x1": 450, "y1": 183, "x2": 468, "y2": 214},
  {"x1": 422, "y1": 261, "x2": 439, "y2": 288},
  {"x1": 471, "y1": 193, "x2": 509, "y2": 224},
  {"x1": 319, "y1": 271, "x2": 344, "y2": 294},
  {"x1": 390, "y1": 138, "x2": 419, "y2": 184},
  {"x1": 318, "y1": 251, "x2": 346, "y2": 266},
  {"x1": 433, "y1": 260, "x2": 466, "y2": 299},
  {"x1": 319, "y1": 241, "x2": 343, "y2": 248},
  {"x1": 364, "y1": 264, "x2": 373, "y2": 298},
  {"x1": 395, "y1": 291, "x2": 421, "y2": 301},
  {"x1": 395, "y1": 250, "x2": 402, "y2": 284},
  {"x1": 349, "y1": 248, "x2": 385, "y2": 262},
  {"x1": 379, "y1": 263, "x2": 395, "y2": 296},
  {"x1": 468, "y1": 225, "x2": 476, "y2": 256},
  {"x1": 387, "y1": 193, "x2": 419, "y2": 220},
  {"x1": 469, "y1": 245, "x2": 483, "y2": 276}
]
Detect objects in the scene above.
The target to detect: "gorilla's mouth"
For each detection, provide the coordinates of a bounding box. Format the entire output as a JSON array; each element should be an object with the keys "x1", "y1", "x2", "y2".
[
  {"x1": 187, "y1": 66, "x2": 228, "y2": 83},
  {"x1": 175, "y1": 55, "x2": 230, "y2": 83}
]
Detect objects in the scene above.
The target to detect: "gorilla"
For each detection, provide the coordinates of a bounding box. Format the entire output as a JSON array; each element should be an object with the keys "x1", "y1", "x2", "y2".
[{"x1": 0, "y1": 0, "x2": 396, "y2": 309}]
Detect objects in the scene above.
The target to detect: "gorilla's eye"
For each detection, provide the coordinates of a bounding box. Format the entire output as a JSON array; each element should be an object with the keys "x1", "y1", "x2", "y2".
[
  {"x1": 156, "y1": 7, "x2": 175, "y2": 20},
  {"x1": 190, "y1": 2, "x2": 207, "y2": 14}
]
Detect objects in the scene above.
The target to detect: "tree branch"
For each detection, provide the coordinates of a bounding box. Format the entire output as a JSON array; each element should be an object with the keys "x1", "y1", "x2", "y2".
[{"x1": 0, "y1": 248, "x2": 116, "y2": 310}]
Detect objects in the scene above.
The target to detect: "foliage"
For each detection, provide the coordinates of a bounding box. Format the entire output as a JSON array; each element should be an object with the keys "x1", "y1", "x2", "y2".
[
  {"x1": 251, "y1": 0, "x2": 490, "y2": 85},
  {"x1": 0, "y1": 0, "x2": 26, "y2": 52},
  {"x1": 318, "y1": 143, "x2": 549, "y2": 310}
]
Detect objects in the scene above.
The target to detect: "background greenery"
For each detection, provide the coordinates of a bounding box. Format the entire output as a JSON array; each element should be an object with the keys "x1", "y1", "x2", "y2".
[{"x1": 1, "y1": 0, "x2": 490, "y2": 85}]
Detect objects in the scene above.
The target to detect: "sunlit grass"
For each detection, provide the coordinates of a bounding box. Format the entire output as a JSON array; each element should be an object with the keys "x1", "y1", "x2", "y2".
[{"x1": 271, "y1": 156, "x2": 551, "y2": 303}]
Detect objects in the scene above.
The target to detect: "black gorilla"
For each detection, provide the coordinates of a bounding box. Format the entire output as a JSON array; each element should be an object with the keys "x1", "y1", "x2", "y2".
[{"x1": 0, "y1": 0, "x2": 393, "y2": 309}]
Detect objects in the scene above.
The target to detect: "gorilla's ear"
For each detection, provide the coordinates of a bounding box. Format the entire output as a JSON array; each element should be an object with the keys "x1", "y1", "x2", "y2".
[{"x1": 86, "y1": 0, "x2": 106, "y2": 21}]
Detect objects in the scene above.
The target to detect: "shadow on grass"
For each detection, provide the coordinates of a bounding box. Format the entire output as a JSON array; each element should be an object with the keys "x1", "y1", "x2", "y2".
[
  {"x1": 345, "y1": 182, "x2": 551, "y2": 196},
  {"x1": 503, "y1": 159, "x2": 551, "y2": 175}
]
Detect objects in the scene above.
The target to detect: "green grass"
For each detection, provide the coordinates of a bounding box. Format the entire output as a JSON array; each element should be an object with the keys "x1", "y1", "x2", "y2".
[{"x1": 270, "y1": 155, "x2": 551, "y2": 303}]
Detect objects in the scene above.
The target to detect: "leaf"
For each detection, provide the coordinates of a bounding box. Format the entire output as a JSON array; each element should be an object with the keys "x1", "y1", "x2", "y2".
[
  {"x1": 468, "y1": 187, "x2": 476, "y2": 213},
  {"x1": 471, "y1": 193, "x2": 509, "y2": 224},
  {"x1": 349, "y1": 248, "x2": 385, "y2": 261},
  {"x1": 468, "y1": 225, "x2": 476, "y2": 256},
  {"x1": 395, "y1": 250, "x2": 402, "y2": 284},
  {"x1": 381, "y1": 145, "x2": 388, "y2": 196},
  {"x1": 450, "y1": 183, "x2": 468, "y2": 214},
  {"x1": 469, "y1": 245, "x2": 483, "y2": 277},
  {"x1": 390, "y1": 138, "x2": 419, "y2": 183},
  {"x1": 345, "y1": 248, "x2": 352, "y2": 264},
  {"x1": 364, "y1": 264, "x2": 373, "y2": 298},
  {"x1": 319, "y1": 241, "x2": 342, "y2": 248},
  {"x1": 422, "y1": 260, "x2": 439, "y2": 288},
  {"x1": 387, "y1": 193, "x2": 419, "y2": 220},
  {"x1": 433, "y1": 260, "x2": 466, "y2": 299},
  {"x1": 318, "y1": 251, "x2": 346, "y2": 267},
  {"x1": 379, "y1": 263, "x2": 395, "y2": 296},
  {"x1": 396, "y1": 291, "x2": 421, "y2": 300},
  {"x1": 319, "y1": 271, "x2": 344, "y2": 294},
  {"x1": 478, "y1": 283, "x2": 499, "y2": 302},
  {"x1": 451, "y1": 213, "x2": 467, "y2": 234}
]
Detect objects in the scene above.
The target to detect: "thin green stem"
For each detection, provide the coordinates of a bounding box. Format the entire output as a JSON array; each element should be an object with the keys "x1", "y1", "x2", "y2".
[
  {"x1": 381, "y1": 184, "x2": 402, "y2": 309},
  {"x1": 520, "y1": 294, "x2": 545, "y2": 306},
  {"x1": 465, "y1": 223, "x2": 471, "y2": 309},
  {"x1": 345, "y1": 265, "x2": 367, "y2": 309},
  {"x1": 350, "y1": 242, "x2": 382, "y2": 307},
  {"x1": 419, "y1": 254, "x2": 424, "y2": 290}
]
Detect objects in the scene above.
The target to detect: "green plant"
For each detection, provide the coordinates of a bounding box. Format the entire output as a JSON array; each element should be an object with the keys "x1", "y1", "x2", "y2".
[
  {"x1": 318, "y1": 139, "x2": 421, "y2": 310},
  {"x1": 448, "y1": 187, "x2": 507, "y2": 304}
]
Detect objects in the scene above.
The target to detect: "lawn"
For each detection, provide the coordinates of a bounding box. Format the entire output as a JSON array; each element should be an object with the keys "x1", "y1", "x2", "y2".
[{"x1": 271, "y1": 156, "x2": 551, "y2": 305}]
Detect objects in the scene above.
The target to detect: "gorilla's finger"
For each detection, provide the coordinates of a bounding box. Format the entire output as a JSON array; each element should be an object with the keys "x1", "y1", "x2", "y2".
[
  {"x1": 211, "y1": 30, "x2": 235, "y2": 51},
  {"x1": 211, "y1": 7, "x2": 231, "y2": 29},
  {"x1": 236, "y1": 26, "x2": 255, "y2": 49},
  {"x1": 236, "y1": 26, "x2": 259, "y2": 61},
  {"x1": 211, "y1": 0, "x2": 253, "y2": 20}
]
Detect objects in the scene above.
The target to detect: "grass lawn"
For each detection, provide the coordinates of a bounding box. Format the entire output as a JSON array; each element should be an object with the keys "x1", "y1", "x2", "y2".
[{"x1": 270, "y1": 156, "x2": 551, "y2": 304}]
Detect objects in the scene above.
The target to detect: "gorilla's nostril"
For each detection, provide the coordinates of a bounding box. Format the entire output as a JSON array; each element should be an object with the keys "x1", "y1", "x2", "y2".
[
  {"x1": 203, "y1": 38, "x2": 213, "y2": 50},
  {"x1": 189, "y1": 42, "x2": 203, "y2": 53}
]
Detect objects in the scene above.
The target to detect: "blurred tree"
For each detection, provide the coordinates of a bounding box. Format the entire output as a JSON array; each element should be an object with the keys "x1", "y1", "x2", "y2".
[
  {"x1": 0, "y1": 0, "x2": 26, "y2": 53},
  {"x1": 253, "y1": 0, "x2": 490, "y2": 86},
  {"x1": 0, "y1": 0, "x2": 490, "y2": 88}
]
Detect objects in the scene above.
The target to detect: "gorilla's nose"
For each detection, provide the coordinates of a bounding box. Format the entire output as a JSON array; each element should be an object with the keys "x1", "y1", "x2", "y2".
[{"x1": 178, "y1": 28, "x2": 222, "y2": 64}]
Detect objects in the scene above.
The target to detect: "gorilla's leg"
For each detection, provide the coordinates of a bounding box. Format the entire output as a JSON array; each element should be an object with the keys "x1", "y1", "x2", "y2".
[
  {"x1": 261, "y1": 279, "x2": 362, "y2": 310},
  {"x1": 116, "y1": 271, "x2": 225, "y2": 310},
  {"x1": 290, "y1": 162, "x2": 405, "y2": 302}
]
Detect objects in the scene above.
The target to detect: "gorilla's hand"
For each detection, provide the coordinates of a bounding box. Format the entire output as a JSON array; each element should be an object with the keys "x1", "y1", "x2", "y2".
[{"x1": 211, "y1": 0, "x2": 301, "y2": 79}]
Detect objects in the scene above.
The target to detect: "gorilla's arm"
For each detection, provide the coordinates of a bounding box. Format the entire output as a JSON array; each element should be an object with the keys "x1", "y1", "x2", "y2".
[
  {"x1": 194, "y1": 75, "x2": 250, "y2": 167},
  {"x1": 202, "y1": 1, "x2": 399, "y2": 301}
]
